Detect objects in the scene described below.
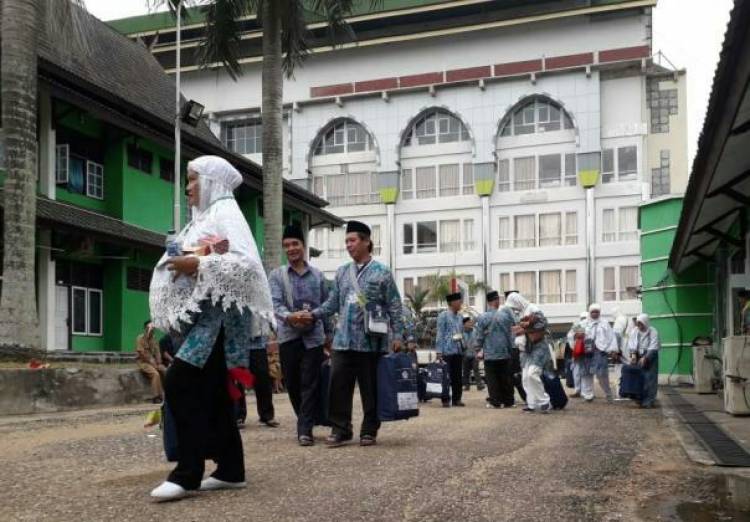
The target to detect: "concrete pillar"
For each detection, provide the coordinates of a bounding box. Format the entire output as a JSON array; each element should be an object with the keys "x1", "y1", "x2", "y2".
[
  {"x1": 37, "y1": 230, "x2": 56, "y2": 351},
  {"x1": 38, "y1": 87, "x2": 56, "y2": 199},
  {"x1": 386, "y1": 204, "x2": 396, "y2": 270}
]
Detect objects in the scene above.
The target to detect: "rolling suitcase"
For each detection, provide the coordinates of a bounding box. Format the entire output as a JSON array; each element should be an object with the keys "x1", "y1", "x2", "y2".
[
  {"x1": 619, "y1": 363, "x2": 644, "y2": 400},
  {"x1": 377, "y1": 353, "x2": 419, "y2": 421},
  {"x1": 424, "y1": 361, "x2": 451, "y2": 402},
  {"x1": 541, "y1": 371, "x2": 568, "y2": 410}
]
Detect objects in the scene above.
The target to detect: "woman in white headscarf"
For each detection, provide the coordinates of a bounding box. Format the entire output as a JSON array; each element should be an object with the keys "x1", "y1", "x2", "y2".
[
  {"x1": 504, "y1": 292, "x2": 537, "y2": 404},
  {"x1": 626, "y1": 313, "x2": 660, "y2": 408},
  {"x1": 149, "y1": 156, "x2": 274, "y2": 501},
  {"x1": 578, "y1": 303, "x2": 615, "y2": 402}
]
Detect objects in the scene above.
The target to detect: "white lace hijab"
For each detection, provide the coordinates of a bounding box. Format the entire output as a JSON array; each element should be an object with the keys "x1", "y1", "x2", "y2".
[{"x1": 149, "y1": 155, "x2": 275, "y2": 337}]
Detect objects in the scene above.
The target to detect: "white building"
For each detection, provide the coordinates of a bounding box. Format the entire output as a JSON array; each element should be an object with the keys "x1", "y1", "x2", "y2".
[{"x1": 112, "y1": 0, "x2": 688, "y2": 330}]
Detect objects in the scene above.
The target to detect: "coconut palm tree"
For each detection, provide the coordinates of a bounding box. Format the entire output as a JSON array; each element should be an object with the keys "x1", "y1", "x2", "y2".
[
  {"x1": 425, "y1": 269, "x2": 488, "y2": 308},
  {"x1": 156, "y1": 0, "x2": 380, "y2": 271},
  {"x1": 0, "y1": 0, "x2": 88, "y2": 353}
]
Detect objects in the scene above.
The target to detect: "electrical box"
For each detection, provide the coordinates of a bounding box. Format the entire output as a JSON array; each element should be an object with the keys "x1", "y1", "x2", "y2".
[
  {"x1": 723, "y1": 336, "x2": 750, "y2": 415},
  {"x1": 693, "y1": 342, "x2": 714, "y2": 394}
]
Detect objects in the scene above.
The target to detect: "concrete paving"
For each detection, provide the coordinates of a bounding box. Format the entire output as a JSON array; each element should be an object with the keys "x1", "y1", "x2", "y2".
[{"x1": 0, "y1": 388, "x2": 744, "y2": 521}]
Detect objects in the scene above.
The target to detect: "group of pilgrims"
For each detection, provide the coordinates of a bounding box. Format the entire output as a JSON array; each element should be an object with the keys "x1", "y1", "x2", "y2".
[{"x1": 146, "y1": 155, "x2": 660, "y2": 502}]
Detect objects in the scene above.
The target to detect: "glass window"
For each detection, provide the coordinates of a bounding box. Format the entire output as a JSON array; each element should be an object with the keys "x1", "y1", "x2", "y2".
[
  {"x1": 403, "y1": 223, "x2": 414, "y2": 254},
  {"x1": 327, "y1": 227, "x2": 346, "y2": 258},
  {"x1": 514, "y1": 215, "x2": 536, "y2": 248},
  {"x1": 415, "y1": 166, "x2": 437, "y2": 199},
  {"x1": 325, "y1": 173, "x2": 346, "y2": 206},
  {"x1": 498, "y1": 217, "x2": 511, "y2": 249},
  {"x1": 497, "y1": 159, "x2": 511, "y2": 192},
  {"x1": 127, "y1": 145, "x2": 153, "y2": 173},
  {"x1": 620, "y1": 266, "x2": 640, "y2": 300},
  {"x1": 514, "y1": 156, "x2": 536, "y2": 191},
  {"x1": 539, "y1": 154, "x2": 561, "y2": 188},
  {"x1": 404, "y1": 110, "x2": 470, "y2": 147},
  {"x1": 88, "y1": 289, "x2": 102, "y2": 335},
  {"x1": 401, "y1": 169, "x2": 413, "y2": 200},
  {"x1": 56, "y1": 144, "x2": 69, "y2": 183},
  {"x1": 438, "y1": 164, "x2": 460, "y2": 197},
  {"x1": 602, "y1": 209, "x2": 616, "y2": 242},
  {"x1": 439, "y1": 220, "x2": 460, "y2": 252},
  {"x1": 565, "y1": 212, "x2": 578, "y2": 245},
  {"x1": 564, "y1": 153, "x2": 577, "y2": 186},
  {"x1": 417, "y1": 221, "x2": 438, "y2": 253},
  {"x1": 619, "y1": 207, "x2": 639, "y2": 241},
  {"x1": 313, "y1": 120, "x2": 371, "y2": 156},
  {"x1": 347, "y1": 171, "x2": 372, "y2": 205},
  {"x1": 618, "y1": 146, "x2": 638, "y2": 180},
  {"x1": 539, "y1": 270, "x2": 561, "y2": 304},
  {"x1": 68, "y1": 156, "x2": 85, "y2": 195},
  {"x1": 500, "y1": 98, "x2": 574, "y2": 136},
  {"x1": 463, "y1": 219, "x2": 475, "y2": 251},
  {"x1": 86, "y1": 161, "x2": 104, "y2": 200},
  {"x1": 498, "y1": 273, "x2": 511, "y2": 303},
  {"x1": 371, "y1": 225, "x2": 382, "y2": 256},
  {"x1": 403, "y1": 278, "x2": 415, "y2": 298},
  {"x1": 313, "y1": 176, "x2": 325, "y2": 198},
  {"x1": 565, "y1": 270, "x2": 577, "y2": 303},
  {"x1": 601, "y1": 149, "x2": 614, "y2": 183},
  {"x1": 515, "y1": 271, "x2": 537, "y2": 303},
  {"x1": 160, "y1": 157, "x2": 175, "y2": 182},
  {"x1": 72, "y1": 287, "x2": 87, "y2": 335},
  {"x1": 603, "y1": 267, "x2": 616, "y2": 301},
  {"x1": 225, "y1": 120, "x2": 263, "y2": 155},
  {"x1": 539, "y1": 213, "x2": 561, "y2": 246},
  {"x1": 462, "y1": 163, "x2": 474, "y2": 195}
]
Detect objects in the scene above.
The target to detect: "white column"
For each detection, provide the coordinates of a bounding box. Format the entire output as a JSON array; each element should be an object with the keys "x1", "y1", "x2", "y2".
[
  {"x1": 481, "y1": 196, "x2": 491, "y2": 291},
  {"x1": 386, "y1": 204, "x2": 396, "y2": 270},
  {"x1": 38, "y1": 87, "x2": 55, "y2": 199},
  {"x1": 37, "y1": 230, "x2": 56, "y2": 351},
  {"x1": 585, "y1": 188, "x2": 596, "y2": 305}
]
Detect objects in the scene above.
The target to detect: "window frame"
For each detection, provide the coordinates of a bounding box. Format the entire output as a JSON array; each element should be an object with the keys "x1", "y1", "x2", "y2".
[
  {"x1": 56, "y1": 144, "x2": 70, "y2": 184},
  {"x1": 71, "y1": 286, "x2": 103, "y2": 336},
  {"x1": 85, "y1": 160, "x2": 104, "y2": 200}
]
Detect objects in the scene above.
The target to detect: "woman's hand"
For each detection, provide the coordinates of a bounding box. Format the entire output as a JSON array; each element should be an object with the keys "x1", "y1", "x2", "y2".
[{"x1": 167, "y1": 256, "x2": 199, "y2": 276}]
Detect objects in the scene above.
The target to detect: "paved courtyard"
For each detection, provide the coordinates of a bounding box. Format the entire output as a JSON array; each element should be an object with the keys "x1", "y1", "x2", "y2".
[{"x1": 0, "y1": 389, "x2": 742, "y2": 521}]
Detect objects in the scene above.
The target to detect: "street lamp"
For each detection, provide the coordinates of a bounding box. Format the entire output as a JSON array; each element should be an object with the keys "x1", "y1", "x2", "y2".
[{"x1": 181, "y1": 100, "x2": 205, "y2": 127}]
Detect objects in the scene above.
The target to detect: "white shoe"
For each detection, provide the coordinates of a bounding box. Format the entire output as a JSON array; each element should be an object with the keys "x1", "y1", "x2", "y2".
[
  {"x1": 150, "y1": 481, "x2": 188, "y2": 502},
  {"x1": 584, "y1": 396, "x2": 594, "y2": 402},
  {"x1": 199, "y1": 477, "x2": 247, "y2": 491}
]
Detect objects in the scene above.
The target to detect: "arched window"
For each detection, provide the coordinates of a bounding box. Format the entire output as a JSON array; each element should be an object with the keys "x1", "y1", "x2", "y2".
[
  {"x1": 403, "y1": 109, "x2": 470, "y2": 147},
  {"x1": 313, "y1": 120, "x2": 372, "y2": 156},
  {"x1": 499, "y1": 98, "x2": 574, "y2": 137}
]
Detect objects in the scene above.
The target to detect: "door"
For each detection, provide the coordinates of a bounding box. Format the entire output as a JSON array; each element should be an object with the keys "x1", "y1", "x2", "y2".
[{"x1": 55, "y1": 285, "x2": 69, "y2": 350}]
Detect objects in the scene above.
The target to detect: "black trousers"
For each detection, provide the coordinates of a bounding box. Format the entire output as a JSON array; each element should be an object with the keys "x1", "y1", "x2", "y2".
[
  {"x1": 484, "y1": 359, "x2": 514, "y2": 407},
  {"x1": 444, "y1": 354, "x2": 463, "y2": 405},
  {"x1": 279, "y1": 338, "x2": 325, "y2": 437},
  {"x1": 462, "y1": 355, "x2": 483, "y2": 388},
  {"x1": 328, "y1": 350, "x2": 381, "y2": 438},
  {"x1": 243, "y1": 349, "x2": 275, "y2": 423},
  {"x1": 164, "y1": 332, "x2": 244, "y2": 490},
  {"x1": 512, "y1": 371, "x2": 527, "y2": 402}
]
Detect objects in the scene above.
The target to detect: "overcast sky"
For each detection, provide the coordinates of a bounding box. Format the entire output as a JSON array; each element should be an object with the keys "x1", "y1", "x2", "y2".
[{"x1": 86, "y1": 0, "x2": 733, "y2": 164}]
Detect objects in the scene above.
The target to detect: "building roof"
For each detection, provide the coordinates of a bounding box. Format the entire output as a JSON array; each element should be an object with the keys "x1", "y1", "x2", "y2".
[
  {"x1": 669, "y1": 0, "x2": 750, "y2": 272},
  {"x1": 35, "y1": 6, "x2": 342, "y2": 229}
]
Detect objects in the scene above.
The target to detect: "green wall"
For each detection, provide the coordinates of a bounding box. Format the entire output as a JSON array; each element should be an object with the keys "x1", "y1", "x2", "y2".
[{"x1": 639, "y1": 197, "x2": 713, "y2": 377}]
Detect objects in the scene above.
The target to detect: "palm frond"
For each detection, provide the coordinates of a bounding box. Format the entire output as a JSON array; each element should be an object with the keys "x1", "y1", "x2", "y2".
[
  {"x1": 279, "y1": 0, "x2": 311, "y2": 77},
  {"x1": 195, "y1": 0, "x2": 252, "y2": 80},
  {"x1": 45, "y1": 0, "x2": 92, "y2": 56}
]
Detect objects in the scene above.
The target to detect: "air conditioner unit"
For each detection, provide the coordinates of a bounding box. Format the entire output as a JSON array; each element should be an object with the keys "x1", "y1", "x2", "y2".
[
  {"x1": 723, "y1": 336, "x2": 750, "y2": 415},
  {"x1": 693, "y1": 342, "x2": 714, "y2": 394}
]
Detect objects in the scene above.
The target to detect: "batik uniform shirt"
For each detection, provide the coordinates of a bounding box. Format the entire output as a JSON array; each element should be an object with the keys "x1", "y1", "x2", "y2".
[
  {"x1": 525, "y1": 338, "x2": 552, "y2": 369},
  {"x1": 463, "y1": 329, "x2": 477, "y2": 358},
  {"x1": 473, "y1": 307, "x2": 515, "y2": 361},
  {"x1": 268, "y1": 262, "x2": 331, "y2": 348},
  {"x1": 176, "y1": 300, "x2": 265, "y2": 369},
  {"x1": 313, "y1": 260, "x2": 403, "y2": 353},
  {"x1": 402, "y1": 309, "x2": 417, "y2": 344},
  {"x1": 436, "y1": 310, "x2": 464, "y2": 356}
]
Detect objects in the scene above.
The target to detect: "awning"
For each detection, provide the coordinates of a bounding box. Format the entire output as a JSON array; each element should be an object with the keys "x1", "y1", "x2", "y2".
[{"x1": 670, "y1": 0, "x2": 750, "y2": 272}]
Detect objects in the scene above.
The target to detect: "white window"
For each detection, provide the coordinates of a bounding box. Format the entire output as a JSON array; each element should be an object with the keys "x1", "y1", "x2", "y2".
[
  {"x1": 325, "y1": 173, "x2": 346, "y2": 206},
  {"x1": 401, "y1": 169, "x2": 413, "y2": 200},
  {"x1": 371, "y1": 225, "x2": 382, "y2": 256},
  {"x1": 602, "y1": 209, "x2": 617, "y2": 242},
  {"x1": 499, "y1": 98, "x2": 574, "y2": 136},
  {"x1": 618, "y1": 207, "x2": 639, "y2": 241},
  {"x1": 565, "y1": 212, "x2": 578, "y2": 245},
  {"x1": 314, "y1": 120, "x2": 371, "y2": 155},
  {"x1": 619, "y1": 266, "x2": 640, "y2": 300},
  {"x1": 439, "y1": 164, "x2": 460, "y2": 197},
  {"x1": 564, "y1": 270, "x2": 577, "y2": 303},
  {"x1": 462, "y1": 163, "x2": 475, "y2": 195},
  {"x1": 539, "y1": 154, "x2": 561, "y2": 188},
  {"x1": 539, "y1": 213, "x2": 561, "y2": 247},
  {"x1": 498, "y1": 273, "x2": 511, "y2": 303},
  {"x1": 618, "y1": 146, "x2": 638, "y2": 180},
  {"x1": 515, "y1": 271, "x2": 537, "y2": 304},
  {"x1": 601, "y1": 149, "x2": 615, "y2": 184},
  {"x1": 403, "y1": 223, "x2": 414, "y2": 254},
  {"x1": 603, "y1": 267, "x2": 617, "y2": 301},
  {"x1": 463, "y1": 219, "x2": 475, "y2": 250},
  {"x1": 539, "y1": 270, "x2": 561, "y2": 304},
  {"x1": 404, "y1": 110, "x2": 470, "y2": 146},
  {"x1": 86, "y1": 161, "x2": 104, "y2": 199},
  {"x1": 327, "y1": 227, "x2": 346, "y2": 258},
  {"x1": 313, "y1": 176, "x2": 325, "y2": 198},
  {"x1": 514, "y1": 156, "x2": 536, "y2": 191},
  {"x1": 56, "y1": 144, "x2": 70, "y2": 183},
  {"x1": 439, "y1": 220, "x2": 461, "y2": 252},
  {"x1": 498, "y1": 217, "x2": 512, "y2": 249},
  {"x1": 310, "y1": 228, "x2": 325, "y2": 250},
  {"x1": 347, "y1": 171, "x2": 374, "y2": 205},
  {"x1": 72, "y1": 287, "x2": 103, "y2": 336},
  {"x1": 318, "y1": 169, "x2": 378, "y2": 206},
  {"x1": 417, "y1": 221, "x2": 437, "y2": 253},
  {"x1": 415, "y1": 166, "x2": 437, "y2": 199},
  {"x1": 497, "y1": 159, "x2": 510, "y2": 192},
  {"x1": 224, "y1": 120, "x2": 263, "y2": 154},
  {"x1": 514, "y1": 215, "x2": 536, "y2": 248},
  {"x1": 564, "y1": 153, "x2": 577, "y2": 186},
  {"x1": 403, "y1": 277, "x2": 415, "y2": 298}
]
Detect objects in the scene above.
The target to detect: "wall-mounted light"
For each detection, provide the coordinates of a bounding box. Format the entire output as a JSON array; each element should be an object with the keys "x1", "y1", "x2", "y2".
[{"x1": 180, "y1": 100, "x2": 205, "y2": 127}]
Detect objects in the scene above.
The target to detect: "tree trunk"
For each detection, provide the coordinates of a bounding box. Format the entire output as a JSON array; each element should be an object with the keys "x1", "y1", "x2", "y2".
[
  {"x1": 260, "y1": 0, "x2": 283, "y2": 272},
  {"x1": 0, "y1": 0, "x2": 42, "y2": 350}
]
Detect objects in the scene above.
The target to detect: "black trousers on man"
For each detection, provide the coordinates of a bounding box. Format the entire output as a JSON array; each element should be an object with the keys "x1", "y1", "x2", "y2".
[
  {"x1": 510, "y1": 348, "x2": 527, "y2": 403},
  {"x1": 484, "y1": 358, "x2": 514, "y2": 407},
  {"x1": 444, "y1": 354, "x2": 464, "y2": 405},
  {"x1": 462, "y1": 355, "x2": 484, "y2": 390},
  {"x1": 279, "y1": 338, "x2": 325, "y2": 437},
  {"x1": 164, "y1": 331, "x2": 244, "y2": 490},
  {"x1": 328, "y1": 350, "x2": 381, "y2": 439},
  {"x1": 243, "y1": 348, "x2": 275, "y2": 423}
]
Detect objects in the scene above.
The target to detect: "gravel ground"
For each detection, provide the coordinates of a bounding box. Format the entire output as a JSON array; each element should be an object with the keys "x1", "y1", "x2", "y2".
[{"x1": 0, "y1": 387, "x2": 730, "y2": 521}]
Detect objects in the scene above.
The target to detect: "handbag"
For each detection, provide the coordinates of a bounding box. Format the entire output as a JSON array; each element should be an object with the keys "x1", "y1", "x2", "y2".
[{"x1": 348, "y1": 263, "x2": 389, "y2": 337}]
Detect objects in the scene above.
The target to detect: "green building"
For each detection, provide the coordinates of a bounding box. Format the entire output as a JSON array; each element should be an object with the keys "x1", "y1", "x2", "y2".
[{"x1": 0, "y1": 11, "x2": 341, "y2": 352}]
